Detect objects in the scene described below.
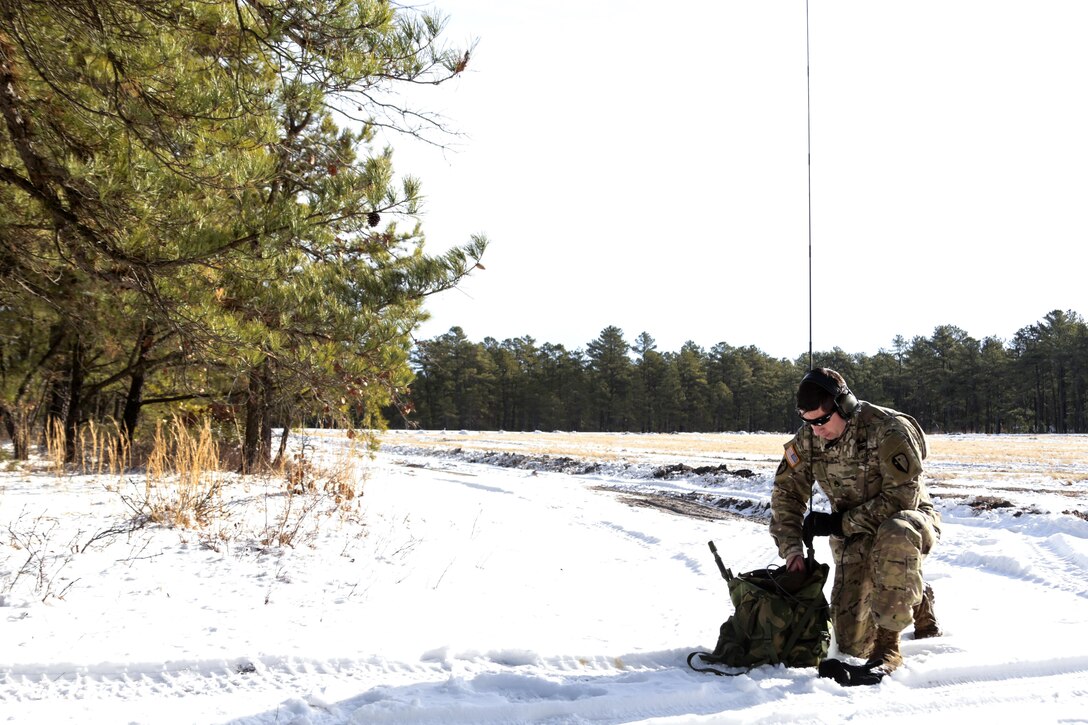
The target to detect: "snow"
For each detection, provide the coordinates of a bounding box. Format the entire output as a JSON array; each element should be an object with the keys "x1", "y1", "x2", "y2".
[{"x1": 3, "y1": 430, "x2": 1088, "y2": 724}]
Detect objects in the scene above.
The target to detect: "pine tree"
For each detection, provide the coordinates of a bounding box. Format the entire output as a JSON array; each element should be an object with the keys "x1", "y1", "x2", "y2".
[
  {"x1": 585, "y1": 326, "x2": 632, "y2": 431},
  {"x1": 0, "y1": 1, "x2": 485, "y2": 463}
]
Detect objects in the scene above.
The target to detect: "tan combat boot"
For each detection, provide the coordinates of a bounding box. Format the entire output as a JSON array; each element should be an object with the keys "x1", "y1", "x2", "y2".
[
  {"x1": 866, "y1": 626, "x2": 903, "y2": 674},
  {"x1": 912, "y1": 583, "x2": 942, "y2": 639}
]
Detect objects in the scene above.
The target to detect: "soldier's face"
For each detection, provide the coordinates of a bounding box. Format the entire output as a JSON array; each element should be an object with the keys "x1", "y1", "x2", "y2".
[{"x1": 800, "y1": 406, "x2": 847, "y2": 441}]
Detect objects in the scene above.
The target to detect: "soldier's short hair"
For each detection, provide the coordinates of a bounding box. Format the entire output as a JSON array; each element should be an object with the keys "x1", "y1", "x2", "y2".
[{"x1": 797, "y1": 367, "x2": 848, "y2": 412}]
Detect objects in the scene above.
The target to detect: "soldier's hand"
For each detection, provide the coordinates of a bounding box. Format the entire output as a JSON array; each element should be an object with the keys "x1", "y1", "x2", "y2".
[
  {"x1": 786, "y1": 553, "x2": 807, "y2": 572},
  {"x1": 802, "y1": 511, "x2": 844, "y2": 542}
]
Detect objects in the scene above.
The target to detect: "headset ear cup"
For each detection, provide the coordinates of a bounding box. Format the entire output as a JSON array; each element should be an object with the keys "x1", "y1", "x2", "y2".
[{"x1": 836, "y1": 390, "x2": 858, "y2": 417}]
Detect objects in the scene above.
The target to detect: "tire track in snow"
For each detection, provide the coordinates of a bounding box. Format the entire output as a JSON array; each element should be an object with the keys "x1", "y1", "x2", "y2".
[
  {"x1": 935, "y1": 520, "x2": 1088, "y2": 599},
  {"x1": 900, "y1": 654, "x2": 1088, "y2": 690},
  {"x1": 0, "y1": 649, "x2": 688, "y2": 703},
  {"x1": 0, "y1": 655, "x2": 441, "y2": 703},
  {"x1": 599, "y1": 521, "x2": 661, "y2": 547}
]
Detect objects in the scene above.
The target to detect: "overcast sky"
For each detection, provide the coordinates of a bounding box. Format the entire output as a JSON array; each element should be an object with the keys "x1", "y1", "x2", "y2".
[{"x1": 381, "y1": 1, "x2": 1087, "y2": 360}]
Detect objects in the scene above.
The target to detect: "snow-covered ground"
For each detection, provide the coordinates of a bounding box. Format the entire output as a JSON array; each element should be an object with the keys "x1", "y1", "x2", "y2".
[{"x1": 2, "y1": 430, "x2": 1087, "y2": 724}]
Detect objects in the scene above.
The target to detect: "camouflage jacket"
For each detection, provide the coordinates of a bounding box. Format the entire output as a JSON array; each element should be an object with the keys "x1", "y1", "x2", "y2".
[{"x1": 769, "y1": 401, "x2": 939, "y2": 562}]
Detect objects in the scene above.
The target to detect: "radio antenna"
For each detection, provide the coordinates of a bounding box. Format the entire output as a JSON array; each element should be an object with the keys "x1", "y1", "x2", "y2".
[{"x1": 805, "y1": 0, "x2": 814, "y2": 371}]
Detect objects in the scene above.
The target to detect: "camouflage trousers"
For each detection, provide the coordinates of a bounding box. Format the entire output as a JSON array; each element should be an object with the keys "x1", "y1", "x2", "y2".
[{"x1": 828, "y1": 509, "x2": 940, "y2": 657}]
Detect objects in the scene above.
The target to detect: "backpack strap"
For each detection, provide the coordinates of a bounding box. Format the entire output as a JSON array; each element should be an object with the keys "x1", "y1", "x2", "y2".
[
  {"x1": 686, "y1": 650, "x2": 750, "y2": 677},
  {"x1": 779, "y1": 593, "x2": 826, "y2": 661}
]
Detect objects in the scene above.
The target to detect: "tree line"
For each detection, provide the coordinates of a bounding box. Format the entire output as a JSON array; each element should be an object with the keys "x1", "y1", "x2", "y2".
[
  {"x1": 0, "y1": 1, "x2": 484, "y2": 467},
  {"x1": 403, "y1": 309, "x2": 1088, "y2": 434}
]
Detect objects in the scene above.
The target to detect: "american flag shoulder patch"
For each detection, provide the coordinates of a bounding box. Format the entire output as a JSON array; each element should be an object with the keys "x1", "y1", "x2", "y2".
[{"x1": 785, "y1": 444, "x2": 801, "y2": 468}]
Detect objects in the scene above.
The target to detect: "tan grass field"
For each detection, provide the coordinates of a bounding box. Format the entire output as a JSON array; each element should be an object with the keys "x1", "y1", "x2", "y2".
[
  {"x1": 377, "y1": 429, "x2": 1088, "y2": 472},
  {"x1": 373, "y1": 430, "x2": 1088, "y2": 509}
]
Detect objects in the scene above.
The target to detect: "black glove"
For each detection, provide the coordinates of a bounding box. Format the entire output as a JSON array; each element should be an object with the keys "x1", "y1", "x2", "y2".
[
  {"x1": 802, "y1": 511, "x2": 844, "y2": 546},
  {"x1": 818, "y1": 658, "x2": 885, "y2": 687}
]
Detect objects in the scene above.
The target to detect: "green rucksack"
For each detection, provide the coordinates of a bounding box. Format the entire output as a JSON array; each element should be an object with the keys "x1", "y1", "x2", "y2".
[{"x1": 687, "y1": 541, "x2": 831, "y2": 676}]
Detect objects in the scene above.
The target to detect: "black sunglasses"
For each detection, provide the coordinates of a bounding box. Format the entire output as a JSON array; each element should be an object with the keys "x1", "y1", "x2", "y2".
[{"x1": 799, "y1": 409, "x2": 835, "y2": 427}]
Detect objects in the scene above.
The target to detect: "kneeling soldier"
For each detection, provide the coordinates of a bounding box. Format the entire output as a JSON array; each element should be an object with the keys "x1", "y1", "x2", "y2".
[{"x1": 771, "y1": 368, "x2": 942, "y2": 674}]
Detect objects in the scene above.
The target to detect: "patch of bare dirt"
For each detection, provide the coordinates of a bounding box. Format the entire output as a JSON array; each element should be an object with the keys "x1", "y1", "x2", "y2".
[{"x1": 594, "y1": 486, "x2": 765, "y2": 522}]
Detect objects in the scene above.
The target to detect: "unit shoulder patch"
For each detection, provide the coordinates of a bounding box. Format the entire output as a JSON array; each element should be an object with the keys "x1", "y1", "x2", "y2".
[{"x1": 785, "y1": 444, "x2": 801, "y2": 469}]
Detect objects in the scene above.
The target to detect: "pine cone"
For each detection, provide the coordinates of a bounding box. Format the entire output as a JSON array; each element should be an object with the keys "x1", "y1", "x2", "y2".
[{"x1": 367, "y1": 211, "x2": 380, "y2": 228}]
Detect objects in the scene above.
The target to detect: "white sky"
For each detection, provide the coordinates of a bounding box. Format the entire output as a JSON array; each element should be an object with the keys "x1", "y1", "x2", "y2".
[{"x1": 385, "y1": 1, "x2": 1088, "y2": 360}]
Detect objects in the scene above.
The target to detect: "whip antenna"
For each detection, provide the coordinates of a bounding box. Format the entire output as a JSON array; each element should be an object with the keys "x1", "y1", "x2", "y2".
[
  {"x1": 804, "y1": 0, "x2": 816, "y2": 548},
  {"x1": 805, "y1": 0, "x2": 813, "y2": 370}
]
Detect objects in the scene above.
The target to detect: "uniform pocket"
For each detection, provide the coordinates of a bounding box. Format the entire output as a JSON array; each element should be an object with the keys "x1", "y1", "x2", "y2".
[{"x1": 898, "y1": 509, "x2": 936, "y2": 555}]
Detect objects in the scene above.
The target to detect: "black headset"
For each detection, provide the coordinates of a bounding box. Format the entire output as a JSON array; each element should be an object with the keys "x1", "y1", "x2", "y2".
[{"x1": 800, "y1": 369, "x2": 858, "y2": 418}]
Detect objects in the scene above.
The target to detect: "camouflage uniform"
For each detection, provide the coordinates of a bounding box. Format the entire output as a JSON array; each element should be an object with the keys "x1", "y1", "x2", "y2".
[{"x1": 770, "y1": 401, "x2": 941, "y2": 657}]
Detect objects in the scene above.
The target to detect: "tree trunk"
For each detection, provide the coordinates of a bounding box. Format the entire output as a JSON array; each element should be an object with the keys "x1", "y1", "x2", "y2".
[
  {"x1": 121, "y1": 368, "x2": 145, "y2": 445},
  {"x1": 2, "y1": 408, "x2": 31, "y2": 460},
  {"x1": 260, "y1": 395, "x2": 273, "y2": 466},
  {"x1": 242, "y1": 360, "x2": 273, "y2": 472},
  {"x1": 272, "y1": 418, "x2": 291, "y2": 469},
  {"x1": 44, "y1": 376, "x2": 66, "y2": 450},
  {"x1": 3, "y1": 325, "x2": 67, "y2": 461},
  {"x1": 242, "y1": 382, "x2": 263, "y2": 473},
  {"x1": 63, "y1": 338, "x2": 86, "y2": 463},
  {"x1": 121, "y1": 325, "x2": 156, "y2": 446}
]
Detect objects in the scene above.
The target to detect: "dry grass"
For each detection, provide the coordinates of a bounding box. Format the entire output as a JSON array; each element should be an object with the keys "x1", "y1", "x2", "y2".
[
  {"x1": 380, "y1": 429, "x2": 1088, "y2": 470},
  {"x1": 927, "y1": 434, "x2": 1088, "y2": 467},
  {"x1": 43, "y1": 419, "x2": 67, "y2": 474},
  {"x1": 78, "y1": 419, "x2": 132, "y2": 476},
  {"x1": 253, "y1": 432, "x2": 367, "y2": 548},
  {"x1": 381, "y1": 430, "x2": 788, "y2": 461},
  {"x1": 42, "y1": 418, "x2": 133, "y2": 476},
  {"x1": 280, "y1": 431, "x2": 363, "y2": 506},
  {"x1": 134, "y1": 417, "x2": 226, "y2": 528}
]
